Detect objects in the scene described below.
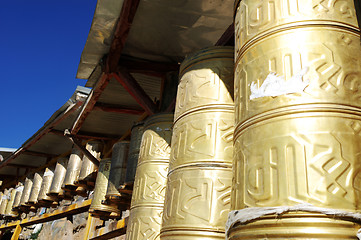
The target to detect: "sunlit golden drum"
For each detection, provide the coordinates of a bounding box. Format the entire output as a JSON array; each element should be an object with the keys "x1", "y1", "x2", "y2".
[
  {"x1": 48, "y1": 157, "x2": 68, "y2": 201},
  {"x1": 12, "y1": 185, "x2": 23, "y2": 210},
  {"x1": 174, "y1": 47, "x2": 234, "y2": 121},
  {"x1": 27, "y1": 172, "x2": 43, "y2": 206},
  {"x1": 0, "y1": 190, "x2": 9, "y2": 215},
  {"x1": 5, "y1": 189, "x2": 17, "y2": 216},
  {"x1": 38, "y1": 167, "x2": 54, "y2": 206},
  {"x1": 62, "y1": 148, "x2": 83, "y2": 191},
  {"x1": 161, "y1": 47, "x2": 234, "y2": 240},
  {"x1": 105, "y1": 142, "x2": 129, "y2": 205},
  {"x1": 231, "y1": 0, "x2": 361, "y2": 239},
  {"x1": 20, "y1": 177, "x2": 33, "y2": 208},
  {"x1": 126, "y1": 113, "x2": 173, "y2": 240},
  {"x1": 89, "y1": 158, "x2": 119, "y2": 219},
  {"x1": 124, "y1": 122, "x2": 144, "y2": 186}
]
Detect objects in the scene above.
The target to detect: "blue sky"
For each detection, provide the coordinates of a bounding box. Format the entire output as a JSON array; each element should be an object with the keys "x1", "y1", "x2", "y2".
[{"x1": 0, "y1": 1, "x2": 97, "y2": 148}]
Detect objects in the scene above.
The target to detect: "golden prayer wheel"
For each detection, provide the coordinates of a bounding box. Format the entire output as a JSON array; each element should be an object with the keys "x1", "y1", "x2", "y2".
[
  {"x1": 62, "y1": 148, "x2": 83, "y2": 192},
  {"x1": 48, "y1": 157, "x2": 67, "y2": 201},
  {"x1": 0, "y1": 190, "x2": 9, "y2": 215},
  {"x1": 76, "y1": 141, "x2": 103, "y2": 193},
  {"x1": 229, "y1": 0, "x2": 361, "y2": 239},
  {"x1": 105, "y1": 141, "x2": 129, "y2": 205},
  {"x1": 38, "y1": 167, "x2": 55, "y2": 206},
  {"x1": 161, "y1": 47, "x2": 234, "y2": 240},
  {"x1": 124, "y1": 122, "x2": 144, "y2": 186},
  {"x1": 27, "y1": 172, "x2": 43, "y2": 206},
  {"x1": 126, "y1": 113, "x2": 173, "y2": 240},
  {"x1": 5, "y1": 189, "x2": 17, "y2": 216},
  {"x1": 19, "y1": 177, "x2": 33, "y2": 210},
  {"x1": 12, "y1": 185, "x2": 23, "y2": 211},
  {"x1": 89, "y1": 158, "x2": 119, "y2": 219}
]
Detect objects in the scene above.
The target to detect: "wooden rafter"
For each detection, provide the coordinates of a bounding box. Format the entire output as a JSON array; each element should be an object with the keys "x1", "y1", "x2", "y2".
[
  {"x1": 93, "y1": 103, "x2": 143, "y2": 115},
  {"x1": 22, "y1": 150, "x2": 57, "y2": 158},
  {"x1": 71, "y1": 74, "x2": 110, "y2": 135},
  {"x1": 118, "y1": 58, "x2": 179, "y2": 74},
  {"x1": 50, "y1": 129, "x2": 120, "y2": 141},
  {"x1": 105, "y1": 0, "x2": 141, "y2": 73},
  {"x1": 215, "y1": 23, "x2": 234, "y2": 46},
  {"x1": 7, "y1": 164, "x2": 38, "y2": 169},
  {"x1": 112, "y1": 70, "x2": 157, "y2": 115}
]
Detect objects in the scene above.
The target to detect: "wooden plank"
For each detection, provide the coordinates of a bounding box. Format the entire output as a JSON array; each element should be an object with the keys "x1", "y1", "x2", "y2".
[
  {"x1": 71, "y1": 74, "x2": 110, "y2": 135},
  {"x1": 50, "y1": 130, "x2": 119, "y2": 141},
  {"x1": 90, "y1": 218, "x2": 126, "y2": 240},
  {"x1": 118, "y1": 58, "x2": 179, "y2": 74},
  {"x1": 215, "y1": 23, "x2": 234, "y2": 46},
  {"x1": 112, "y1": 70, "x2": 157, "y2": 115},
  {"x1": 105, "y1": 0, "x2": 141, "y2": 73},
  {"x1": 93, "y1": 103, "x2": 143, "y2": 115},
  {"x1": 22, "y1": 150, "x2": 57, "y2": 158},
  {"x1": 7, "y1": 164, "x2": 38, "y2": 169}
]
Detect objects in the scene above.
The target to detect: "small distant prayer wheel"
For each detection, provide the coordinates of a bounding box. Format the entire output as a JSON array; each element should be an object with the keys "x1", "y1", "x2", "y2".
[
  {"x1": 19, "y1": 177, "x2": 33, "y2": 211},
  {"x1": 105, "y1": 141, "x2": 129, "y2": 206},
  {"x1": 124, "y1": 122, "x2": 144, "y2": 187},
  {"x1": 12, "y1": 185, "x2": 23, "y2": 211},
  {"x1": 126, "y1": 113, "x2": 173, "y2": 240},
  {"x1": 27, "y1": 172, "x2": 43, "y2": 207},
  {"x1": 229, "y1": 0, "x2": 361, "y2": 239},
  {"x1": 89, "y1": 158, "x2": 119, "y2": 219},
  {"x1": 0, "y1": 190, "x2": 9, "y2": 215},
  {"x1": 5, "y1": 189, "x2": 17, "y2": 216},
  {"x1": 48, "y1": 157, "x2": 68, "y2": 201},
  {"x1": 38, "y1": 167, "x2": 55, "y2": 206},
  {"x1": 76, "y1": 141, "x2": 103, "y2": 194},
  {"x1": 62, "y1": 148, "x2": 83, "y2": 193}
]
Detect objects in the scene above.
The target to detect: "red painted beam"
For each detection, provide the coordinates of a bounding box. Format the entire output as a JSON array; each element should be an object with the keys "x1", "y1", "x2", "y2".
[
  {"x1": 215, "y1": 23, "x2": 234, "y2": 46},
  {"x1": 105, "y1": 0, "x2": 141, "y2": 73},
  {"x1": 111, "y1": 70, "x2": 157, "y2": 115},
  {"x1": 71, "y1": 74, "x2": 110, "y2": 135},
  {"x1": 93, "y1": 103, "x2": 144, "y2": 115}
]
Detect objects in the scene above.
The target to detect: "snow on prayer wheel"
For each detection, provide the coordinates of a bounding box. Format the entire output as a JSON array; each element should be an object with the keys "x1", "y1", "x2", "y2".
[
  {"x1": 229, "y1": 0, "x2": 361, "y2": 239},
  {"x1": 126, "y1": 113, "x2": 173, "y2": 240},
  {"x1": 161, "y1": 47, "x2": 234, "y2": 240}
]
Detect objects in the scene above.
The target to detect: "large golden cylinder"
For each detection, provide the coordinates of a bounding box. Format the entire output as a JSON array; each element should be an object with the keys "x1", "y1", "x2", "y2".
[
  {"x1": 89, "y1": 158, "x2": 119, "y2": 218},
  {"x1": 0, "y1": 190, "x2": 9, "y2": 215},
  {"x1": 78, "y1": 141, "x2": 102, "y2": 182},
  {"x1": 27, "y1": 172, "x2": 43, "y2": 206},
  {"x1": 124, "y1": 122, "x2": 144, "y2": 185},
  {"x1": 126, "y1": 113, "x2": 173, "y2": 240},
  {"x1": 38, "y1": 167, "x2": 54, "y2": 206},
  {"x1": 5, "y1": 189, "x2": 17, "y2": 216},
  {"x1": 48, "y1": 157, "x2": 68, "y2": 200},
  {"x1": 230, "y1": 1, "x2": 361, "y2": 239},
  {"x1": 105, "y1": 141, "x2": 129, "y2": 205},
  {"x1": 12, "y1": 185, "x2": 23, "y2": 210},
  {"x1": 161, "y1": 47, "x2": 234, "y2": 240},
  {"x1": 62, "y1": 148, "x2": 83, "y2": 191},
  {"x1": 20, "y1": 177, "x2": 33, "y2": 208}
]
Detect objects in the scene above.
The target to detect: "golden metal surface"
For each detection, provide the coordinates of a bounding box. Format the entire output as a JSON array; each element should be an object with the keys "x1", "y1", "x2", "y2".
[
  {"x1": 5, "y1": 189, "x2": 17, "y2": 216},
  {"x1": 38, "y1": 167, "x2": 54, "y2": 204},
  {"x1": 27, "y1": 173, "x2": 43, "y2": 205},
  {"x1": 63, "y1": 148, "x2": 83, "y2": 190},
  {"x1": 48, "y1": 158, "x2": 68, "y2": 199},
  {"x1": 232, "y1": 0, "x2": 361, "y2": 238},
  {"x1": 234, "y1": 27, "x2": 361, "y2": 124},
  {"x1": 125, "y1": 122, "x2": 144, "y2": 184},
  {"x1": 20, "y1": 177, "x2": 33, "y2": 207},
  {"x1": 105, "y1": 142, "x2": 129, "y2": 204},
  {"x1": 78, "y1": 141, "x2": 102, "y2": 181},
  {"x1": 234, "y1": 0, "x2": 359, "y2": 53},
  {"x1": 89, "y1": 158, "x2": 119, "y2": 218},
  {"x1": 170, "y1": 109, "x2": 234, "y2": 170},
  {"x1": 161, "y1": 167, "x2": 232, "y2": 238},
  {"x1": 12, "y1": 186, "x2": 23, "y2": 210},
  {"x1": 126, "y1": 113, "x2": 173, "y2": 240},
  {"x1": 0, "y1": 190, "x2": 9, "y2": 215},
  {"x1": 228, "y1": 213, "x2": 360, "y2": 240},
  {"x1": 162, "y1": 47, "x2": 234, "y2": 240},
  {"x1": 175, "y1": 46, "x2": 234, "y2": 121}
]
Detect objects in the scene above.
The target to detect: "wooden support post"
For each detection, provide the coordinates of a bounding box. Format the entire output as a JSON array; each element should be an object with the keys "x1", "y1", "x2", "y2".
[
  {"x1": 215, "y1": 23, "x2": 234, "y2": 46},
  {"x1": 111, "y1": 71, "x2": 157, "y2": 115},
  {"x1": 64, "y1": 130, "x2": 100, "y2": 167},
  {"x1": 11, "y1": 224, "x2": 22, "y2": 240}
]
